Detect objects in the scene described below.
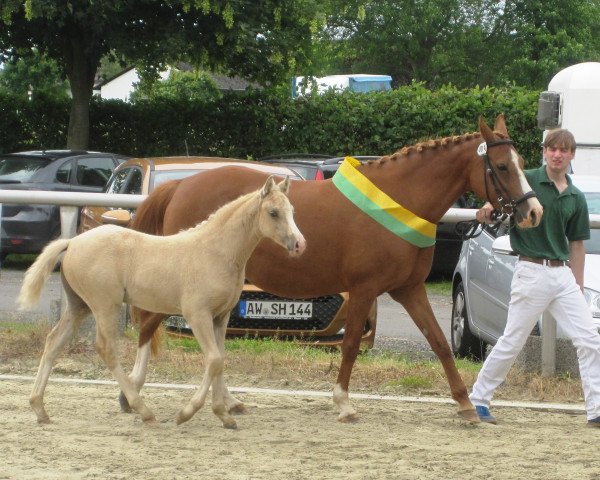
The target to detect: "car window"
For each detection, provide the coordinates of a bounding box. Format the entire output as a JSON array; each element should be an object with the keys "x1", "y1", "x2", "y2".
[
  {"x1": 105, "y1": 168, "x2": 131, "y2": 194},
  {"x1": 56, "y1": 160, "x2": 73, "y2": 184},
  {"x1": 0, "y1": 156, "x2": 49, "y2": 183},
  {"x1": 584, "y1": 191, "x2": 600, "y2": 255},
  {"x1": 76, "y1": 157, "x2": 114, "y2": 187},
  {"x1": 124, "y1": 168, "x2": 143, "y2": 194},
  {"x1": 151, "y1": 169, "x2": 203, "y2": 190}
]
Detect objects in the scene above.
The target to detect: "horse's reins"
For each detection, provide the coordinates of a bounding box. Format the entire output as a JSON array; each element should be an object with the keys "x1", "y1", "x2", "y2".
[{"x1": 456, "y1": 138, "x2": 538, "y2": 240}]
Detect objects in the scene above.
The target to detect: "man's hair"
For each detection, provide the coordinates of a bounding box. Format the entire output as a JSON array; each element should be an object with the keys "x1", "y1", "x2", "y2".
[{"x1": 543, "y1": 129, "x2": 576, "y2": 152}]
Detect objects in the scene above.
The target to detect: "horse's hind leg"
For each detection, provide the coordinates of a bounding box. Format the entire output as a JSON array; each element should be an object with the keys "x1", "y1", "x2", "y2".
[
  {"x1": 30, "y1": 280, "x2": 90, "y2": 423},
  {"x1": 389, "y1": 285, "x2": 479, "y2": 423},
  {"x1": 93, "y1": 305, "x2": 156, "y2": 423},
  {"x1": 334, "y1": 290, "x2": 377, "y2": 423},
  {"x1": 176, "y1": 311, "x2": 236, "y2": 429}
]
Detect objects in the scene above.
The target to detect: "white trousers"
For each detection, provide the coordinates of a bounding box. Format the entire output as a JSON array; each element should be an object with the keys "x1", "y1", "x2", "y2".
[{"x1": 470, "y1": 261, "x2": 600, "y2": 420}]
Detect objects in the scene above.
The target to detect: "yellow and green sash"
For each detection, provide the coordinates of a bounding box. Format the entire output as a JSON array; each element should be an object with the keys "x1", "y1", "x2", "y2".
[{"x1": 332, "y1": 157, "x2": 436, "y2": 247}]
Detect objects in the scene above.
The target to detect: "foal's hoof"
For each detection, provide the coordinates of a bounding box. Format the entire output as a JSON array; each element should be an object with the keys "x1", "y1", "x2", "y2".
[
  {"x1": 119, "y1": 391, "x2": 132, "y2": 413},
  {"x1": 37, "y1": 416, "x2": 51, "y2": 425},
  {"x1": 228, "y1": 403, "x2": 248, "y2": 415},
  {"x1": 175, "y1": 411, "x2": 191, "y2": 426},
  {"x1": 458, "y1": 408, "x2": 480, "y2": 424},
  {"x1": 338, "y1": 412, "x2": 360, "y2": 424},
  {"x1": 223, "y1": 419, "x2": 238, "y2": 430}
]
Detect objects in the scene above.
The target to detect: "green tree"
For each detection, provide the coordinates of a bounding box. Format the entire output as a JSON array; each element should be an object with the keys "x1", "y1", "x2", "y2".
[
  {"x1": 0, "y1": 50, "x2": 69, "y2": 100},
  {"x1": 316, "y1": 0, "x2": 600, "y2": 89},
  {"x1": 0, "y1": 0, "x2": 323, "y2": 149},
  {"x1": 130, "y1": 69, "x2": 222, "y2": 103}
]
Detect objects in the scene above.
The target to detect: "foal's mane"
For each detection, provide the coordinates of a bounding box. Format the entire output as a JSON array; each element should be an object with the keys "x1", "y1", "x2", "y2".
[
  {"x1": 183, "y1": 189, "x2": 260, "y2": 234},
  {"x1": 364, "y1": 130, "x2": 508, "y2": 166}
]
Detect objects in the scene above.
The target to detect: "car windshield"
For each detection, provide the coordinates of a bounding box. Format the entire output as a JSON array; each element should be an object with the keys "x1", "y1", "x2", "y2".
[
  {"x1": 0, "y1": 156, "x2": 49, "y2": 183},
  {"x1": 585, "y1": 191, "x2": 600, "y2": 255}
]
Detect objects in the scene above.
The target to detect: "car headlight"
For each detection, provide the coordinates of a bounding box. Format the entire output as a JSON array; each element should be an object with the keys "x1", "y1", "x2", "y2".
[{"x1": 583, "y1": 288, "x2": 600, "y2": 318}]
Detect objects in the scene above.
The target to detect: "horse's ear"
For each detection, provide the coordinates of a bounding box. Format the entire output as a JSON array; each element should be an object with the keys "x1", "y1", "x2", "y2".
[
  {"x1": 493, "y1": 113, "x2": 508, "y2": 136},
  {"x1": 277, "y1": 176, "x2": 290, "y2": 195},
  {"x1": 261, "y1": 176, "x2": 276, "y2": 198},
  {"x1": 478, "y1": 115, "x2": 494, "y2": 142}
]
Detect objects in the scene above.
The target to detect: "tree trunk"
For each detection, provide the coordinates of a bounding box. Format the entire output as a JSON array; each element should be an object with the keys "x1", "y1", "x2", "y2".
[{"x1": 64, "y1": 36, "x2": 99, "y2": 150}]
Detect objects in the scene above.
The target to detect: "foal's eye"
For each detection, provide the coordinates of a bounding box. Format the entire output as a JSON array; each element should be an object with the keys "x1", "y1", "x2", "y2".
[
  {"x1": 496, "y1": 164, "x2": 508, "y2": 172},
  {"x1": 269, "y1": 209, "x2": 279, "y2": 218}
]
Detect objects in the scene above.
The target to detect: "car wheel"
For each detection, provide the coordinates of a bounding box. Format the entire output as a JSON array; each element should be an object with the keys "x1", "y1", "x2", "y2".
[{"x1": 451, "y1": 281, "x2": 487, "y2": 361}]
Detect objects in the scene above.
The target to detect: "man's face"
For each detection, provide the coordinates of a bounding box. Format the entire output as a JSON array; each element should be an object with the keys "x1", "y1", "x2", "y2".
[{"x1": 543, "y1": 145, "x2": 575, "y2": 174}]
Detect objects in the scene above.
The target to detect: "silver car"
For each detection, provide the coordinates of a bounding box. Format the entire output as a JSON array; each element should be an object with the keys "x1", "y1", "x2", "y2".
[{"x1": 451, "y1": 175, "x2": 600, "y2": 360}]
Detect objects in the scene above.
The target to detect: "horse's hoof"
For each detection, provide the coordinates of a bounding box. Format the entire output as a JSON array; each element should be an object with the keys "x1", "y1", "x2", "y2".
[
  {"x1": 228, "y1": 403, "x2": 248, "y2": 415},
  {"x1": 37, "y1": 416, "x2": 51, "y2": 425},
  {"x1": 119, "y1": 391, "x2": 132, "y2": 413},
  {"x1": 175, "y1": 411, "x2": 190, "y2": 426},
  {"x1": 458, "y1": 408, "x2": 480, "y2": 424},
  {"x1": 142, "y1": 415, "x2": 157, "y2": 425},
  {"x1": 338, "y1": 412, "x2": 360, "y2": 424}
]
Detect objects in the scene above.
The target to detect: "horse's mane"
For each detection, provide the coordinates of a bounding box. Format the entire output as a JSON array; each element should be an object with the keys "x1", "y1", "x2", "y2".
[{"x1": 365, "y1": 130, "x2": 508, "y2": 166}]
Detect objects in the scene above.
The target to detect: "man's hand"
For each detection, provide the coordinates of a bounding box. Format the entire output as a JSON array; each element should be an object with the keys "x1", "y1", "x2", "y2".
[{"x1": 476, "y1": 202, "x2": 496, "y2": 224}]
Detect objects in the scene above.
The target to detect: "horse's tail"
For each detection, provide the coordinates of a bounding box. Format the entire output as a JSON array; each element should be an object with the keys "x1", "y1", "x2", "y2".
[
  {"x1": 129, "y1": 179, "x2": 181, "y2": 235},
  {"x1": 17, "y1": 238, "x2": 71, "y2": 311},
  {"x1": 129, "y1": 179, "x2": 181, "y2": 355}
]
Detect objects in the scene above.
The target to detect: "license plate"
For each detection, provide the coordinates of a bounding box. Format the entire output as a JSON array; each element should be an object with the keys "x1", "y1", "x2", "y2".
[{"x1": 239, "y1": 300, "x2": 313, "y2": 319}]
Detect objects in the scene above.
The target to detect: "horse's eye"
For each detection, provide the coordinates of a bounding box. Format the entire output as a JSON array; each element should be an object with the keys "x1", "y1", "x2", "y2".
[
  {"x1": 497, "y1": 164, "x2": 508, "y2": 172},
  {"x1": 269, "y1": 209, "x2": 279, "y2": 218}
]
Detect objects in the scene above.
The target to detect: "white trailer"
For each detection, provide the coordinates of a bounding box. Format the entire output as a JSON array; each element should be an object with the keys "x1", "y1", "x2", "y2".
[{"x1": 538, "y1": 62, "x2": 600, "y2": 175}]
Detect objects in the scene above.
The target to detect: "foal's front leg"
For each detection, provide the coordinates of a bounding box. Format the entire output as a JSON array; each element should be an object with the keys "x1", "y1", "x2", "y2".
[{"x1": 176, "y1": 310, "x2": 237, "y2": 429}]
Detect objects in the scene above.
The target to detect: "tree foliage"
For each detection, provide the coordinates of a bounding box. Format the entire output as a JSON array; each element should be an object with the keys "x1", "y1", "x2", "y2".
[
  {"x1": 0, "y1": 0, "x2": 324, "y2": 148},
  {"x1": 130, "y1": 69, "x2": 222, "y2": 103},
  {"x1": 316, "y1": 0, "x2": 600, "y2": 89}
]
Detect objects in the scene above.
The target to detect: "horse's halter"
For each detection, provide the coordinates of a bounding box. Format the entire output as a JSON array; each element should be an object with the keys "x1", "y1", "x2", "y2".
[
  {"x1": 456, "y1": 138, "x2": 538, "y2": 241},
  {"x1": 478, "y1": 138, "x2": 537, "y2": 218}
]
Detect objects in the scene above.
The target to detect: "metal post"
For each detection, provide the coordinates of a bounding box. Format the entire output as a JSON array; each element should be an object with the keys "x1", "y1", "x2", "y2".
[{"x1": 541, "y1": 311, "x2": 556, "y2": 376}]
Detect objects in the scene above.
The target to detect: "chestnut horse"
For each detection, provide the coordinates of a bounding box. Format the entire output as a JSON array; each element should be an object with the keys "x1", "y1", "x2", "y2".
[
  {"x1": 19, "y1": 177, "x2": 305, "y2": 427},
  {"x1": 127, "y1": 114, "x2": 543, "y2": 423}
]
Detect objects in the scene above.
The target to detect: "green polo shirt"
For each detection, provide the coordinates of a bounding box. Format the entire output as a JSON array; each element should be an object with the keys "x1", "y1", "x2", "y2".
[{"x1": 510, "y1": 166, "x2": 590, "y2": 260}]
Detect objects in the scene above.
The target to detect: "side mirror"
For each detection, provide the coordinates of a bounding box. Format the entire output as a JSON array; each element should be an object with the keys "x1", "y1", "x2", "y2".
[
  {"x1": 491, "y1": 234, "x2": 515, "y2": 256},
  {"x1": 101, "y1": 209, "x2": 131, "y2": 226}
]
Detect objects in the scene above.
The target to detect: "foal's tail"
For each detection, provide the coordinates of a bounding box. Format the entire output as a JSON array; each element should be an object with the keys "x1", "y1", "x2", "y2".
[
  {"x1": 17, "y1": 238, "x2": 71, "y2": 311},
  {"x1": 129, "y1": 179, "x2": 181, "y2": 355}
]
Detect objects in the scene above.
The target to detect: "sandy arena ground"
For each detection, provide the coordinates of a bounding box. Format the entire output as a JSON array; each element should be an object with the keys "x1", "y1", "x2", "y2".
[{"x1": 1, "y1": 376, "x2": 599, "y2": 480}]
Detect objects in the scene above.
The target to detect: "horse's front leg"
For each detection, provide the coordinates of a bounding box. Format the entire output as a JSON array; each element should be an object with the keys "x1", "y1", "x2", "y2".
[
  {"x1": 119, "y1": 310, "x2": 165, "y2": 413},
  {"x1": 214, "y1": 312, "x2": 247, "y2": 414},
  {"x1": 334, "y1": 291, "x2": 376, "y2": 423},
  {"x1": 389, "y1": 285, "x2": 479, "y2": 423},
  {"x1": 176, "y1": 310, "x2": 237, "y2": 429}
]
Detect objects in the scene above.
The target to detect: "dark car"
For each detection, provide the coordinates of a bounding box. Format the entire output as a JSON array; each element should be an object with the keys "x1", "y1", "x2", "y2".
[{"x1": 0, "y1": 150, "x2": 126, "y2": 259}]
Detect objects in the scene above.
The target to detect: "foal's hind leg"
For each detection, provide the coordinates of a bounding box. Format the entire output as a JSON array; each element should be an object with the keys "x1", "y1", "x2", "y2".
[
  {"x1": 176, "y1": 310, "x2": 236, "y2": 428},
  {"x1": 214, "y1": 312, "x2": 246, "y2": 414},
  {"x1": 30, "y1": 286, "x2": 90, "y2": 423},
  {"x1": 389, "y1": 285, "x2": 479, "y2": 423},
  {"x1": 119, "y1": 311, "x2": 164, "y2": 413},
  {"x1": 93, "y1": 304, "x2": 156, "y2": 423}
]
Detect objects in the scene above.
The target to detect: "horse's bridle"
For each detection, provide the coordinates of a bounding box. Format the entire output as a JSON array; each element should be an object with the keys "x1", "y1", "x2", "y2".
[
  {"x1": 480, "y1": 138, "x2": 537, "y2": 218},
  {"x1": 455, "y1": 137, "x2": 538, "y2": 240}
]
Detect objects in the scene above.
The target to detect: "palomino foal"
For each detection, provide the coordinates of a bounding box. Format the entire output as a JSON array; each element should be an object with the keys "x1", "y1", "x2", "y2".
[{"x1": 19, "y1": 176, "x2": 305, "y2": 428}]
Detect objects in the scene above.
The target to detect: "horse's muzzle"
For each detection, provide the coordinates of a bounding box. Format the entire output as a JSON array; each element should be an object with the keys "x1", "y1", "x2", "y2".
[{"x1": 515, "y1": 197, "x2": 543, "y2": 228}]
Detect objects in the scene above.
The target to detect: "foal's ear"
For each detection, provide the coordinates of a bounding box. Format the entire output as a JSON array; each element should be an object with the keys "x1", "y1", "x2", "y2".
[
  {"x1": 261, "y1": 175, "x2": 276, "y2": 198},
  {"x1": 277, "y1": 176, "x2": 290, "y2": 195}
]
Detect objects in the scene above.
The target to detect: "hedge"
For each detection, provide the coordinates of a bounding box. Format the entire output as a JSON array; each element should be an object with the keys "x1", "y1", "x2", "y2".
[{"x1": 0, "y1": 83, "x2": 543, "y2": 169}]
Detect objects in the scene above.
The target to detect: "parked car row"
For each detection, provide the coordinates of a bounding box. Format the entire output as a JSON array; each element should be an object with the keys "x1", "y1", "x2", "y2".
[
  {"x1": 0, "y1": 150, "x2": 127, "y2": 260},
  {"x1": 451, "y1": 175, "x2": 600, "y2": 361}
]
